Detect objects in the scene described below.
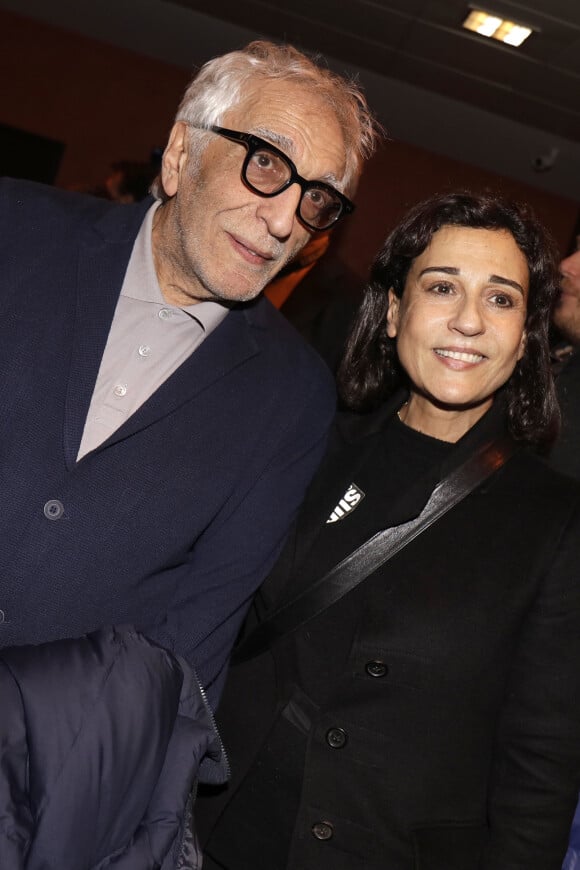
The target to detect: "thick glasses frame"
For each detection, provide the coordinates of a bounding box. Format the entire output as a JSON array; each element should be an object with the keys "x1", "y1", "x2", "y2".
[{"x1": 201, "y1": 125, "x2": 354, "y2": 231}]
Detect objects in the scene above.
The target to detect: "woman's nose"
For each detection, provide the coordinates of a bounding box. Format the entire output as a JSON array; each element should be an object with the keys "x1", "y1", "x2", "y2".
[{"x1": 448, "y1": 294, "x2": 485, "y2": 335}]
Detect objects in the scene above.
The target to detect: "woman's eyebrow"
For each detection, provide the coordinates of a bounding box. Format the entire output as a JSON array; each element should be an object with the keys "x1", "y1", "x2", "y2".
[
  {"x1": 419, "y1": 266, "x2": 524, "y2": 295},
  {"x1": 419, "y1": 266, "x2": 459, "y2": 276},
  {"x1": 489, "y1": 275, "x2": 525, "y2": 295}
]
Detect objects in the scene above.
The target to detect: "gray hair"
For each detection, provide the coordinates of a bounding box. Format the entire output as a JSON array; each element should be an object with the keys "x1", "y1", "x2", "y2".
[{"x1": 152, "y1": 40, "x2": 380, "y2": 200}]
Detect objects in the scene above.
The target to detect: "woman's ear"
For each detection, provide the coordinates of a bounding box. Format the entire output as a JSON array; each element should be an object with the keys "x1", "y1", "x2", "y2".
[
  {"x1": 386, "y1": 288, "x2": 400, "y2": 338},
  {"x1": 517, "y1": 328, "x2": 527, "y2": 361}
]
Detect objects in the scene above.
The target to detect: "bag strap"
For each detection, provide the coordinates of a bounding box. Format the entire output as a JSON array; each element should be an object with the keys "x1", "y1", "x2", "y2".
[{"x1": 233, "y1": 434, "x2": 516, "y2": 663}]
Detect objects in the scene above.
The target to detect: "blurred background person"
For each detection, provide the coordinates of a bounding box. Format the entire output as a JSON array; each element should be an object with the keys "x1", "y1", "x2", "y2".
[
  {"x1": 549, "y1": 233, "x2": 580, "y2": 478},
  {"x1": 265, "y1": 230, "x2": 363, "y2": 373},
  {"x1": 105, "y1": 156, "x2": 160, "y2": 203}
]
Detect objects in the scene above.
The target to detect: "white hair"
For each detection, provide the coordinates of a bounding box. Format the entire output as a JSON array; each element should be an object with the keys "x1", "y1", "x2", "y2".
[{"x1": 152, "y1": 40, "x2": 381, "y2": 199}]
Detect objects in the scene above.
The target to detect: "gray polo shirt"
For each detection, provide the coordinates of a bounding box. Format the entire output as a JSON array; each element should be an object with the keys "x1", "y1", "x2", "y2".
[{"x1": 77, "y1": 202, "x2": 228, "y2": 460}]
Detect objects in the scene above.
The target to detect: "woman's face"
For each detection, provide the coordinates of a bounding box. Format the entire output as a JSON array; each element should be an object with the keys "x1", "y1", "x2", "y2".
[{"x1": 387, "y1": 225, "x2": 529, "y2": 439}]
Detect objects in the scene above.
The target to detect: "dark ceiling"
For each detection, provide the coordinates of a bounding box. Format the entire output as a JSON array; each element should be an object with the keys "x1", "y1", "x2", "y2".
[
  {"x1": 170, "y1": 0, "x2": 580, "y2": 142},
  {"x1": 2, "y1": 0, "x2": 580, "y2": 199}
]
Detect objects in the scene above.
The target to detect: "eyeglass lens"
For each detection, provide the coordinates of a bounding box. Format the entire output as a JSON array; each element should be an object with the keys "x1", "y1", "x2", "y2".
[{"x1": 245, "y1": 145, "x2": 342, "y2": 230}]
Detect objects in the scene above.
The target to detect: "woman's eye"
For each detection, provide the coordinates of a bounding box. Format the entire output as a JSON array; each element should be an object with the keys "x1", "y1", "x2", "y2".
[
  {"x1": 429, "y1": 282, "x2": 454, "y2": 294},
  {"x1": 491, "y1": 293, "x2": 513, "y2": 308}
]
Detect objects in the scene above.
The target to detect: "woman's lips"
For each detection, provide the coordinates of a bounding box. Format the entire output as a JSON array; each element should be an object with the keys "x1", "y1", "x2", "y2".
[{"x1": 434, "y1": 348, "x2": 486, "y2": 364}]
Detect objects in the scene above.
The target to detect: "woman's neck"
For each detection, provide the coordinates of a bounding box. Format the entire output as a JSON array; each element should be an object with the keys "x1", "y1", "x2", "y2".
[{"x1": 398, "y1": 394, "x2": 494, "y2": 443}]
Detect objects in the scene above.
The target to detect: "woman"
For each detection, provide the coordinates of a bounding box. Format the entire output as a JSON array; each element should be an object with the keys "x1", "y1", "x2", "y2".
[{"x1": 198, "y1": 193, "x2": 580, "y2": 870}]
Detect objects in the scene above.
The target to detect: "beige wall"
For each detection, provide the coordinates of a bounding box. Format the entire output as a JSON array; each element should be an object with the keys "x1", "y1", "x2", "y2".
[{"x1": 1, "y1": 8, "x2": 578, "y2": 273}]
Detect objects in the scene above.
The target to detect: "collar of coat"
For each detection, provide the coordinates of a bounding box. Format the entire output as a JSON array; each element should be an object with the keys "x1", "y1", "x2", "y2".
[{"x1": 298, "y1": 388, "x2": 513, "y2": 541}]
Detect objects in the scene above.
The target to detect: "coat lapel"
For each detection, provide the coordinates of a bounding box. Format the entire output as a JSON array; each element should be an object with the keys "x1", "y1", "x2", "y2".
[{"x1": 292, "y1": 391, "x2": 409, "y2": 563}]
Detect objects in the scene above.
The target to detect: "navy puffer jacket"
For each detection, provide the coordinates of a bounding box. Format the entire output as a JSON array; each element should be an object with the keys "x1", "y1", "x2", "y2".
[{"x1": 0, "y1": 625, "x2": 227, "y2": 869}]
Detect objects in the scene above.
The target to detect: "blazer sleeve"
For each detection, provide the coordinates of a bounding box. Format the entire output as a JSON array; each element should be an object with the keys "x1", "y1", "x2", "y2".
[{"x1": 481, "y1": 501, "x2": 580, "y2": 869}]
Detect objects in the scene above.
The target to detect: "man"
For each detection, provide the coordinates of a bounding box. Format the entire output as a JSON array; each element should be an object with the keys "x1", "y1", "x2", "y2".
[
  {"x1": 550, "y1": 234, "x2": 580, "y2": 478},
  {"x1": 0, "y1": 41, "x2": 378, "y2": 708}
]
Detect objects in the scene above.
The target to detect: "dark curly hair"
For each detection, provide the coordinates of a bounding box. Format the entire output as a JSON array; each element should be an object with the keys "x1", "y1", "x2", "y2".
[{"x1": 338, "y1": 191, "x2": 561, "y2": 448}]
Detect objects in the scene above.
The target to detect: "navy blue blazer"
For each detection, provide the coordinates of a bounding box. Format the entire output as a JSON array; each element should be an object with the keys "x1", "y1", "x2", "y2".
[{"x1": 0, "y1": 178, "x2": 335, "y2": 704}]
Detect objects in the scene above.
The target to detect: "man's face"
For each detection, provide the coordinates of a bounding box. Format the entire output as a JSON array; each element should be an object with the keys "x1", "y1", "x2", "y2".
[
  {"x1": 553, "y1": 239, "x2": 580, "y2": 344},
  {"x1": 153, "y1": 79, "x2": 348, "y2": 306}
]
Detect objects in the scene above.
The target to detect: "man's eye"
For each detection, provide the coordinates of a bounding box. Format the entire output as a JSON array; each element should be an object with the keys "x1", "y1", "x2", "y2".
[
  {"x1": 251, "y1": 150, "x2": 287, "y2": 176},
  {"x1": 254, "y1": 152, "x2": 274, "y2": 170},
  {"x1": 305, "y1": 189, "x2": 323, "y2": 206}
]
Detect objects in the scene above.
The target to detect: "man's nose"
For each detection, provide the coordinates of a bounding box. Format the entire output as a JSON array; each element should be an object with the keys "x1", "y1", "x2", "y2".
[
  {"x1": 255, "y1": 184, "x2": 303, "y2": 240},
  {"x1": 561, "y1": 251, "x2": 580, "y2": 278}
]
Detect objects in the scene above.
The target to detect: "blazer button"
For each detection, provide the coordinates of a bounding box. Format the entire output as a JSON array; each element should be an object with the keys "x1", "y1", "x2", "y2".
[
  {"x1": 326, "y1": 727, "x2": 348, "y2": 749},
  {"x1": 44, "y1": 499, "x2": 64, "y2": 520},
  {"x1": 312, "y1": 821, "x2": 334, "y2": 841},
  {"x1": 365, "y1": 660, "x2": 388, "y2": 678},
  {"x1": 0, "y1": 609, "x2": 5, "y2": 624}
]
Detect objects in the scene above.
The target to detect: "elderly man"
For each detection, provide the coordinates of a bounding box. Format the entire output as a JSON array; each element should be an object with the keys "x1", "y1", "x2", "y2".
[
  {"x1": 550, "y1": 235, "x2": 580, "y2": 478},
  {"x1": 0, "y1": 41, "x2": 377, "y2": 702},
  {"x1": 0, "y1": 40, "x2": 378, "y2": 865}
]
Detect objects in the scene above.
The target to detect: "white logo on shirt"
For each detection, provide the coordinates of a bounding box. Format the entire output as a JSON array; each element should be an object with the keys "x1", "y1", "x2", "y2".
[{"x1": 326, "y1": 483, "x2": 366, "y2": 523}]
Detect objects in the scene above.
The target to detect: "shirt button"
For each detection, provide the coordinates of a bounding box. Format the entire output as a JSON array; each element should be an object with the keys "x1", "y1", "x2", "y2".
[
  {"x1": 365, "y1": 660, "x2": 388, "y2": 678},
  {"x1": 326, "y1": 727, "x2": 348, "y2": 749},
  {"x1": 44, "y1": 499, "x2": 64, "y2": 520},
  {"x1": 159, "y1": 308, "x2": 173, "y2": 320},
  {"x1": 113, "y1": 384, "x2": 128, "y2": 398},
  {"x1": 138, "y1": 344, "x2": 152, "y2": 358},
  {"x1": 0, "y1": 609, "x2": 5, "y2": 624},
  {"x1": 312, "y1": 821, "x2": 334, "y2": 841}
]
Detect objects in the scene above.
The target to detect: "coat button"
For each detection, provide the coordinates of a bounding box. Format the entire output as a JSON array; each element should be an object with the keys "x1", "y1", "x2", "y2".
[
  {"x1": 44, "y1": 499, "x2": 64, "y2": 520},
  {"x1": 0, "y1": 609, "x2": 5, "y2": 624},
  {"x1": 326, "y1": 727, "x2": 348, "y2": 749},
  {"x1": 312, "y1": 821, "x2": 334, "y2": 841},
  {"x1": 365, "y1": 660, "x2": 388, "y2": 678}
]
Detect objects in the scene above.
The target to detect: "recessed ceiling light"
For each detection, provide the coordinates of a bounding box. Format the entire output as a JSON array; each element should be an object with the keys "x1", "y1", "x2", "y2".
[{"x1": 462, "y1": 9, "x2": 533, "y2": 47}]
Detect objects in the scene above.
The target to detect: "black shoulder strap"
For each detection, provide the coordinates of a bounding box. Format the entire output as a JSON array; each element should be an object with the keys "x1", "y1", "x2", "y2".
[{"x1": 234, "y1": 435, "x2": 516, "y2": 663}]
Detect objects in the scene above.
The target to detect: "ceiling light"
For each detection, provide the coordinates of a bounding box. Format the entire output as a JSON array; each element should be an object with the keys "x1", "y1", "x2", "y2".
[{"x1": 462, "y1": 9, "x2": 533, "y2": 47}]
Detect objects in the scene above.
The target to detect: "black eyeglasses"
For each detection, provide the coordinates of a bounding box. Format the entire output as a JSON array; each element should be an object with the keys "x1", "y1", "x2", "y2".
[{"x1": 199, "y1": 125, "x2": 354, "y2": 232}]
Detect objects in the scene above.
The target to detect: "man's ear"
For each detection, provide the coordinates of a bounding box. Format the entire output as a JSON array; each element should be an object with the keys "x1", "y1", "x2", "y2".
[
  {"x1": 160, "y1": 121, "x2": 189, "y2": 198},
  {"x1": 386, "y1": 288, "x2": 400, "y2": 338}
]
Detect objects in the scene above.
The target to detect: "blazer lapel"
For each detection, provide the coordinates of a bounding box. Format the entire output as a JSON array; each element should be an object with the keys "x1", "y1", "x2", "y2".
[
  {"x1": 63, "y1": 198, "x2": 261, "y2": 466},
  {"x1": 90, "y1": 305, "x2": 259, "y2": 451},
  {"x1": 63, "y1": 201, "x2": 149, "y2": 469}
]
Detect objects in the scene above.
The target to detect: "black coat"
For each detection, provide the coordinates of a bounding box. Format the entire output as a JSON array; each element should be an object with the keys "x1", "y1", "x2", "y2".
[{"x1": 198, "y1": 396, "x2": 580, "y2": 870}]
